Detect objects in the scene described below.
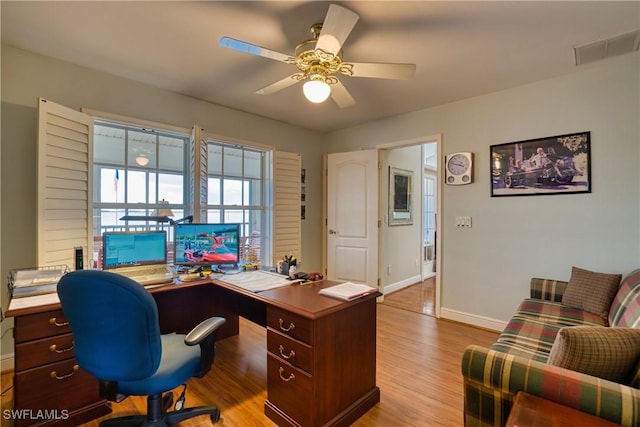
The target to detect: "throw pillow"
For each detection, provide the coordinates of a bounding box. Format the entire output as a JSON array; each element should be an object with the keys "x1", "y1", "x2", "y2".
[
  {"x1": 547, "y1": 326, "x2": 640, "y2": 384},
  {"x1": 561, "y1": 266, "x2": 621, "y2": 318}
]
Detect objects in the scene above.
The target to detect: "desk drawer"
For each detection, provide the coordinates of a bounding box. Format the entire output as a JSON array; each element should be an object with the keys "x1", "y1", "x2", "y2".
[
  {"x1": 14, "y1": 309, "x2": 71, "y2": 343},
  {"x1": 267, "y1": 329, "x2": 313, "y2": 374},
  {"x1": 266, "y1": 307, "x2": 312, "y2": 344},
  {"x1": 15, "y1": 359, "x2": 100, "y2": 412},
  {"x1": 267, "y1": 354, "x2": 312, "y2": 426},
  {"x1": 15, "y1": 333, "x2": 75, "y2": 371}
]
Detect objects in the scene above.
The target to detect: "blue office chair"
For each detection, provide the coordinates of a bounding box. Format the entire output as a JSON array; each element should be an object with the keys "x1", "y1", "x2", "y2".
[{"x1": 57, "y1": 270, "x2": 226, "y2": 426}]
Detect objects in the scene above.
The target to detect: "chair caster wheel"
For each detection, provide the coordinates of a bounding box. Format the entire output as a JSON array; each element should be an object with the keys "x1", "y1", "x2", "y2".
[{"x1": 210, "y1": 409, "x2": 220, "y2": 423}]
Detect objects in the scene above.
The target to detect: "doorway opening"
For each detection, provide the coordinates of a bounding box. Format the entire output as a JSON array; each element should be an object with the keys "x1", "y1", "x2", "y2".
[{"x1": 378, "y1": 136, "x2": 441, "y2": 318}]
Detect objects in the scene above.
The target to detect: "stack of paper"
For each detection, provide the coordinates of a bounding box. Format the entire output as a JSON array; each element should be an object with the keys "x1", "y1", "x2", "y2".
[{"x1": 318, "y1": 282, "x2": 377, "y2": 301}]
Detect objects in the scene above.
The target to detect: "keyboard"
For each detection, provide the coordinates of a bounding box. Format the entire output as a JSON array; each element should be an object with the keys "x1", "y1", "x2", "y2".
[
  {"x1": 113, "y1": 265, "x2": 177, "y2": 287},
  {"x1": 133, "y1": 273, "x2": 177, "y2": 286}
]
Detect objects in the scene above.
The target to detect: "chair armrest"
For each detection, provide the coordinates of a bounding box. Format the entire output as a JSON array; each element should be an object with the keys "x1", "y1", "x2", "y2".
[
  {"x1": 185, "y1": 317, "x2": 226, "y2": 346},
  {"x1": 461, "y1": 345, "x2": 640, "y2": 427},
  {"x1": 185, "y1": 316, "x2": 226, "y2": 378},
  {"x1": 530, "y1": 278, "x2": 568, "y2": 302}
]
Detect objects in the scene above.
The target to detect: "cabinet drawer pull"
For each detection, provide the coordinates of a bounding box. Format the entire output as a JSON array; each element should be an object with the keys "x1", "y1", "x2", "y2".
[
  {"x1": 278, "y1": 345, "x2": 295, "y2": 360},
  {"x1": 49, "y1": 342, "x2": 74, "y2": 353},
  {"x1": 50, "y1": 365, "x2": 79, "y2": 380},
  {"x1": 278, "y1": 367, "x2": 295, "y2": 382},
  {"x1": 48, "y1": 317, "x2": 69, "y2": 327},
  {"x1": 278, "y1": 318, "x2": 295, "y2": 332}
]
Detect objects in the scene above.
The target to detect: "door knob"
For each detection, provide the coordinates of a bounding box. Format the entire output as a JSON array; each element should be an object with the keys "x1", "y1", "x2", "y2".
[{"x1": 329, "y1": 229, "x2": 337, "y2": 235}]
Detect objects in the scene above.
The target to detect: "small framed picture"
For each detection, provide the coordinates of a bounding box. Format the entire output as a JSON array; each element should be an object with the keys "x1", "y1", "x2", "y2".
[{"x1": 490, "y1": 131, "x2": 591, "y2": 197}]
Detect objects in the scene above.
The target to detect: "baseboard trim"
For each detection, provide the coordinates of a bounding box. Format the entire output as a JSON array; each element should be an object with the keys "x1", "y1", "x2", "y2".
[
  {"x1": 439, "y1": 308, "x2": 506, "y2": 332},
  {"x1": 382, "y1": 274, "x2": 422, "y2": 295},
  {"x1": 1, "y1": 352, "x2": 15, "y2": 373}
]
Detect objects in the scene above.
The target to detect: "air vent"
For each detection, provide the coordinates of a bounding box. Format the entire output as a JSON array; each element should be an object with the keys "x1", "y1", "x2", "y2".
[{"x1": 574, "y1": 29, "x2": 640, "y2": 66}]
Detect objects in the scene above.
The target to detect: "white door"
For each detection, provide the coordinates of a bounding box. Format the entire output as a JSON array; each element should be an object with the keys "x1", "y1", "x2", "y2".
[{"x1": 326, "y1": 150, "x2": 378, "y2": 287}]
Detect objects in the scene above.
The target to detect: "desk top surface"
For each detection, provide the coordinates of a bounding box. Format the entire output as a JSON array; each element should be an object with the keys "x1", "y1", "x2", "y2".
[{"x1": 4, "y1": 276, "x2": 381, "y2": 319}]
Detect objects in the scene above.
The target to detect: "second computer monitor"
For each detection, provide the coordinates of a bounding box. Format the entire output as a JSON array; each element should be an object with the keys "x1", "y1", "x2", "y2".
[{"x1": 173, "y1": 223, "x2": 241, "y2": 268}]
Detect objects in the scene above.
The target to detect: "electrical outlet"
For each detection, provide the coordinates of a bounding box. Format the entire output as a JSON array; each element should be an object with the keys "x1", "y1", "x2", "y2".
[{"x1": 387, "y1": 265, "x2": 392, "y2": 275}]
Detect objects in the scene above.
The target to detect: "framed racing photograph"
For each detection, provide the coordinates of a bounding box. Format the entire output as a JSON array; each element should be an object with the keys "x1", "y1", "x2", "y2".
[{"x1": 490, "y1": 131, "x2": 591, "y2": 197}]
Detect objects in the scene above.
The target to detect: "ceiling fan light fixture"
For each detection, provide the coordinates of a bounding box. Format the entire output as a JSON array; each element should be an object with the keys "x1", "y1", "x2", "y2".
[
  {"x1": 136, "y1": 154, "x2": 149, "y2": 166},
  {"x1": 303, "y1": 80, "x2": 331, "y2": 103}
]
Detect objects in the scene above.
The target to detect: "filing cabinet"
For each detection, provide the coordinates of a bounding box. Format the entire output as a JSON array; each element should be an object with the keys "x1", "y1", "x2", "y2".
[
  {"x1": 12, "y1": 308, "x2": 110, "y2": 426},
  {"x1": 264, "y1": 300, "x2": 380, "y2": 427}
]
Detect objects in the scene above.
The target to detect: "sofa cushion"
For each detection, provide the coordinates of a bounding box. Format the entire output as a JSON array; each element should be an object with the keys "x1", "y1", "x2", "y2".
[
  {"x1": 609, "y1": 268, "x2": 640, "y2": 328},
  {"x1": 547, "y1": 326, "x2": 640, "y2": 384},
  {"x1": 494, "y1": 316, "x2": 563, "y2": 362},
  {"x1": 515, "y1": 299, "x2": 607, "y2": 327},
  {"x1": 561, "y1": 266, "x2": 621, "y2": 318}
]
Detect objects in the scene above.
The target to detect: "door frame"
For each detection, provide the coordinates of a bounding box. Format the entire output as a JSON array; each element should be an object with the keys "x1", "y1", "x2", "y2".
[{"x1": 376, "y1": 134, "x2": 442, "y2": 317}]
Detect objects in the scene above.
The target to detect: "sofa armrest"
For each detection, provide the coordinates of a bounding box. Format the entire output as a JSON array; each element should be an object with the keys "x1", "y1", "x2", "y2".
[
  {"x1": 461, "y1": 345, "x2": 640, "y2": 427},
  {"x1": 530, "y1": 278, "x2": 568, "y2": 302}
]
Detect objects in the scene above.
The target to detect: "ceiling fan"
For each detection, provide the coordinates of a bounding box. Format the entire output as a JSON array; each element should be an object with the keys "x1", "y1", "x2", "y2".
[{"x1": 219, "y1": 4, "x2": 416, "y2": 107}]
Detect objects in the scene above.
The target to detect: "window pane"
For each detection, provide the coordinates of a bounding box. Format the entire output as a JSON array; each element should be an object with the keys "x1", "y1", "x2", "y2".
[
  {"x1": 100, "y1": 168, "x2": 125, "y2": 203},
  {"x1": 94, "y1": 125, "x2": 125, "y2": 165},
  {"x1": 208, "y1": 177, "x2": 221, "y2": 205},
  {"x1": 208, "y1": 144, "x2": 222, "y2": 175},
  {"x1": 224, "y1": 146, "x2": 243, "y2": 177},
  {"x1": 223, "y1": 179, "x2": 243, "y2": 205},
  {"x1": 159, "y1": 136, "x2": 184, "y2": 172},
  {"x1": 225, "y1": 209, "x2": 244, "y2": 223},
  {"x1": 247, "y1": 179, "x2": 261, "y2": 206},
  {"x1": 207, "y1": 210, "x2": 221, "y2": 223},
  {"x1": 149, "y1": 172, "x2": 157, "y2": 203},
  {"x1": 127, "y1": 170, "x2": 147, "y2": 203},
  {"x1": 159, "y1": 173, "x2": 183, "y2": 204},
  {"x1": 128, "y1": 130, "x2": 156, "y2": 168},
  {"x1": 245, "y1": 150, "x2": 262, "y2": 179}
]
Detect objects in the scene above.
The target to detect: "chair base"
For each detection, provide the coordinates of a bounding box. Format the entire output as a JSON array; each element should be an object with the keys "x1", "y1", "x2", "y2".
[
  {"x1": 100, "y1": 392, "x2": 220, "y2": 427},
  {"x1": 99, "y1": 406, "x2": 220, "y2": 427}
]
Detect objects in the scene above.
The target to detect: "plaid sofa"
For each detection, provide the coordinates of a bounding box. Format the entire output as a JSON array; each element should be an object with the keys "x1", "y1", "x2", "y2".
[{"x1": 461, "y1": 269, "x2": 640, "y2": 427}]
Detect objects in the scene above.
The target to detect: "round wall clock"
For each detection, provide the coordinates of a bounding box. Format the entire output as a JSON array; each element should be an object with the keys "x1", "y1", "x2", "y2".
[{"x1": 445, "y1": 152, "x2": 473, "y2": 185}]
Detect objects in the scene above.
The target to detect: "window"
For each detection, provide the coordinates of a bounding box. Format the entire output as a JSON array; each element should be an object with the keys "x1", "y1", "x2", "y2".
[
  {"x1": 205, "y1": 140, "x2": 268, "y2": 263},
  {"x1": 92, "y1": 121, "x2": 189, "y2": 267}
]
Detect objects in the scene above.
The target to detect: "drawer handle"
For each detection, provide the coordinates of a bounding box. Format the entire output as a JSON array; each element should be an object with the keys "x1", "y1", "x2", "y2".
[
  {"x1": 278, "y1": 345, "x2": 295, "y2": 360},
  {"x1": 49, "y1": 342, "x2": 74, "y2": 353},
  {"x1": 49, "y1": 317, "x2": 69, "y2": 327},
  {"x1": 50, "y1": 365, "x2": 79, "y2": 380},
  {"x1": 278, "y1": 367, "x2": 295, "y2": 382},
  {"x1": 278, "y1": 318, "x2": 295, "y2": 332}
]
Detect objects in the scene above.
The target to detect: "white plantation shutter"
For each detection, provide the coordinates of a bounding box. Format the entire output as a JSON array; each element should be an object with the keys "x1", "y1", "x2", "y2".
[
  {"x1": 190, "y1": 125, "x2": 207, "y2": 222},
  {"x1": 273, "y1": 151, "x2": 301, "y2": 266},
  {"x1": 37, "y1": 98, "x2": 93, "y2": 268}
]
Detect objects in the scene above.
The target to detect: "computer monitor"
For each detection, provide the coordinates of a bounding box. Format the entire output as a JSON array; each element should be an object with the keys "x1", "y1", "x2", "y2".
[
  {"x1": 173, "y1": 223, "x2": 241, "y2": 268},
  {"x1": 102, "y1": 230, "x2": 167, "y2": 269}
]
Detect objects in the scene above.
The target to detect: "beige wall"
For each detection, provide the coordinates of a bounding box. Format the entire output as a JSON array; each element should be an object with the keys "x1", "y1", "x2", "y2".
[{"x1": 325, "y1": 54, "x2": 640, "y2": 327}]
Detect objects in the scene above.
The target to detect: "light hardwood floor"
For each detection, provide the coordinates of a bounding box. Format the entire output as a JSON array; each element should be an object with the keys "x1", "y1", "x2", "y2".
[
  {"x1": 382, "y1": 278, "x2": 436, "y2": 316},
  {"x1": 1, "y1": 291, "x2": 498, "y2": 427}
]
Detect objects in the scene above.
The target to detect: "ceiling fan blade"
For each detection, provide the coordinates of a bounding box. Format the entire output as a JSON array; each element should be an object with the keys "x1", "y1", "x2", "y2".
[
  {"x1": 219, "y1": 36, "x2": 291, "y2": 63},
  {"x1": 316, "y1": 4, "x2": 359, "y2": 56},
  {"x1": 256, "y1": 75, "x2": 300, "y2": 95},
  {"x1": 349, "y1": 62, "x2": 417, "y2": 80},
  {"x1": 330, "y1": 80, "x2": 356, "y2": 108}
]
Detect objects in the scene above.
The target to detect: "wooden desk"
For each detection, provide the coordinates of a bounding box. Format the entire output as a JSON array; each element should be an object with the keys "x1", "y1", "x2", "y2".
[
  {"x1": 506, "y1": 392, "x2": 622, "y2": 427},
  {"x1": 5, "y1": 278, "x2": 381, "y2": 427}
]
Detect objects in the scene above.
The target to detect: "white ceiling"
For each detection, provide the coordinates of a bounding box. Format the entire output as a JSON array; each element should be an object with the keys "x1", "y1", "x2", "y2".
[{"x1": 2, "y1": 1, "x2": 638, "y2": 133}]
